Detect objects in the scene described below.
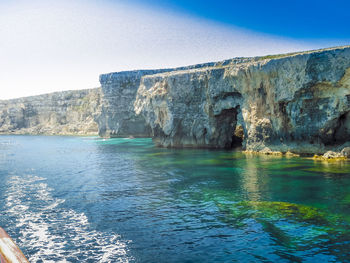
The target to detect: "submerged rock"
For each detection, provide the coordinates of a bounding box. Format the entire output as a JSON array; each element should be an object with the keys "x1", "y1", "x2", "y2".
[
  {"x1": 285, "y1": 151, "x2": 300, "y2": 157},
  {"x1": 218, "y1": 200, "x2": 347, "y2": 247},
  {"x1": 230, "y1": 201, "x2": 331, "y2": 224}
]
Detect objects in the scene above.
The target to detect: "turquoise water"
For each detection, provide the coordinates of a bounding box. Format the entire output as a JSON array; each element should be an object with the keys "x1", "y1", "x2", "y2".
[{"x1": 0, "y1": 135, "x2": 350, "y2": 262}]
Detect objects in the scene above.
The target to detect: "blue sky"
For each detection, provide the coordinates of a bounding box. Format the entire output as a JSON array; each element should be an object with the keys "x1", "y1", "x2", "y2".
[
  {"x1": 129, "y1": 0, "x2": 349, "y2": 39},
  {"x1": 0, "y1": 0, "x2": 348, "y2": 99}
]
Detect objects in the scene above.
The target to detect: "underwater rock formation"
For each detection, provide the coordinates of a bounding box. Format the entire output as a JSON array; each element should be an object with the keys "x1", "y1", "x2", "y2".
[
  {"x1": 135, "y1": 46, "x2": 350, "y2": 154},
  {"x1": 0, "y1": 89, "x2": 101, "y2": 135}
]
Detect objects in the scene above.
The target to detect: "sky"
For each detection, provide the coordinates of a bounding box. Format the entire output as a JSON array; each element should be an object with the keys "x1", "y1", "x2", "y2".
[{"x1": 0, "y1": 0, "x2": 349, "y2": 99}]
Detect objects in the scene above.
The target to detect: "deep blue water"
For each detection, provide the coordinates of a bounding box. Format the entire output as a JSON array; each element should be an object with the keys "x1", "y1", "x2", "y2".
[{"x1": 0, "y1": 135, "x2": 350, "y2": 262}]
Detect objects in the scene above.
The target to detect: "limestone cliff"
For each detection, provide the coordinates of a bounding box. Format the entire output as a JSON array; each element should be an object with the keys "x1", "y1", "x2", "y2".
[
  {"x1": 97, "y1": 70, "x2": 166, "y2": 138},
  {"x1": 135, "y1": 46, "x2": 350, "y2": 154},
  {"x1": 0, "y1": 89, "x2": 101, "y2": 135},
  {"x1": 96, "y1": 63, "x2": 222, "y2": 138}
]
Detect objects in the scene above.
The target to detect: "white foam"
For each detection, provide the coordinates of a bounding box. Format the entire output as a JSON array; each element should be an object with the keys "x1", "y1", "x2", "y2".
[{"x1": 4, "y1": 174, "x2": 132, "y2": 263}]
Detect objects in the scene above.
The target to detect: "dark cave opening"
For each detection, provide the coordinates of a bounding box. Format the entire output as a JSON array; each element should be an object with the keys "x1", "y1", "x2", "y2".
[
  {"x1": 213, "y1": 106, "x2": 244, "y2": 149},
  {"x1": 322, "y1": 111, "x2": 350, "y2": 146},
  {"x1": 334, "y1": 112, "x2": 350, "y2": 144},
  {"x1": 231, "y1": 125, "x2": 244, "y2": 148}
]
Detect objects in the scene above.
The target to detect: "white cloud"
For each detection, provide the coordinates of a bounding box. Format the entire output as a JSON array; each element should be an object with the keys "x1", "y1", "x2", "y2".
[{"x1": 0, "y1": 0, "x2": 325, "y2": 99}]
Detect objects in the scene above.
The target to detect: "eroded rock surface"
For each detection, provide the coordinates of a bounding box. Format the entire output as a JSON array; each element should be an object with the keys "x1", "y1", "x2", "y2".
[
  {"x1": 97, "y1": 70, "x2": 166, "y2": 138},
  {"x1": 96, "y1": 62, "x2": 226, "y2": 138},
  {"x1": 0, "y1": 89, "x2": 101, "y2": 135},
  {"x1": 135, "y1": 46, "x2": 350, "y2": 154}
]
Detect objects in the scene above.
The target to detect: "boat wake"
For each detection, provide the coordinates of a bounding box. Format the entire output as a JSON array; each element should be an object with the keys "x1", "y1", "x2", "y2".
[{"x1": 4, "y1": 174, "x2": 131, "y2": 263}]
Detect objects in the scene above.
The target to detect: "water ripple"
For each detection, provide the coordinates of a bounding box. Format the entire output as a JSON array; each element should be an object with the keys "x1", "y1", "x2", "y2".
[{"x1": 4, "y1": 174, "x2": 132, "y2": 263}]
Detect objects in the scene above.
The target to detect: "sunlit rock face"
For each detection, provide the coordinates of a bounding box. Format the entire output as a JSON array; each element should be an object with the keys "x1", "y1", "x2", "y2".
[
  {"x1": 0, "y1": 89, "x2": 101, "y2": 135},
  {"x1": 97, "y1": 70, "x2": 167, "y2": 138},
  {"x1": 97, "y1": 62, "x2": 220, "y2": 138},
  {"x1": 135, "y1": 46, "x2": 350, "y2": 153},
  {"x1": 135, "y1": 68, "x2": 245, "y2": 148}
]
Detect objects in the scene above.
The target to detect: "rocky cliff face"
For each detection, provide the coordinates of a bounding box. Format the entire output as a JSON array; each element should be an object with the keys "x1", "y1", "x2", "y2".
[
  {"x1": 0, "y1": 89, "x2": 101, "y2": 135},
  {"x1": 135, "y1": 46, "x2": 350, "y2": 154},
  {"x1": 96, "y1": 62, "x2": 222, "y2": 138},
  {"x1": 97, "y1": 70, "x2": 168, "y2": 138}
]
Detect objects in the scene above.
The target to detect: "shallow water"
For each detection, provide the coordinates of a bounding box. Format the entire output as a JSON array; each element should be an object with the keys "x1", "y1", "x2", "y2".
[{"x1": 0, "y1": 135, "x2": 350, "y2": 262}]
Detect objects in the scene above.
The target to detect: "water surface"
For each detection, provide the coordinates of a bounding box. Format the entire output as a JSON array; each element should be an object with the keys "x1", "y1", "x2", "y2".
[{"x1": 0, "y1": 136, "x2": 350, "y2": 262}]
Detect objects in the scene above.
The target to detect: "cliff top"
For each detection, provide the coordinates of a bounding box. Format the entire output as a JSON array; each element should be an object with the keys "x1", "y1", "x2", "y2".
[
  {"x1": 0, "y1": 88, "x2": 100, "y2": 104},
  {"x1": 100, "y1": 45, "x2": 350, "y2": 81},
  {"x1": 144, "y1": 45, "x2": 350, "y2": 78},
  {"x1": 256, "y1": 44, "x2": 350, "y2": 60}
]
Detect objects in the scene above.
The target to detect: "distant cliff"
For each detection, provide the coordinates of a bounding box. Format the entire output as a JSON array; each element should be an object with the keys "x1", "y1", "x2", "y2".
[
  {"x1": 1, "y1": 45, "x2": 349, "y2": 156},
  {"x1": 0, "y1": 89, "x2": 101, "y2": 135}
]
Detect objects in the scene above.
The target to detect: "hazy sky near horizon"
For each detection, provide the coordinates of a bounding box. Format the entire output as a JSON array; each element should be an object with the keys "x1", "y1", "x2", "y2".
[{"x1": 0, "y1": 0, "x2": 349, "y2": 99}]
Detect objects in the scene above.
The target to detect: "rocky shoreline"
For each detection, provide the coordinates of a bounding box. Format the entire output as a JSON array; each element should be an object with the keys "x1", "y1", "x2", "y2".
[{"x1": 1, "y1": 45, "x2": 350, "y2": 159}]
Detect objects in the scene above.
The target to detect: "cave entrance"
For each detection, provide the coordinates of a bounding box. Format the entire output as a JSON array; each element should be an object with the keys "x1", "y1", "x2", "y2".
[
  {"x1": 231, "y1": 124, "x2": 244, "y2": 148},
  {"x1": 334, "y1": 111, "x2": 350, "y2": 144},
  {"x1": 322, "y1": 111, "x2": 350, "y2": 146},
  {"x1": 214, "y1": 106, "x2": 244, "y2": 149}
]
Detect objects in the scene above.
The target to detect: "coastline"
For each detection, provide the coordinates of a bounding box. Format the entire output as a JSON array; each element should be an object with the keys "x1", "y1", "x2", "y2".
[{"x1": 0, "y1": 45, "x2": 350, "y2": 159}]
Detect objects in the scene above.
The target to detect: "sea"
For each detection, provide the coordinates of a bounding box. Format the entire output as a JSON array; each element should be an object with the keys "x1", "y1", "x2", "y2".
[{"x1": 0, "y1": 135, "x2": 349, "y2": 262}]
